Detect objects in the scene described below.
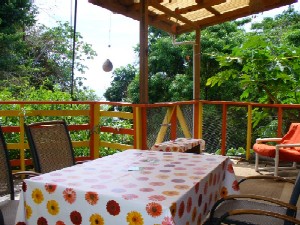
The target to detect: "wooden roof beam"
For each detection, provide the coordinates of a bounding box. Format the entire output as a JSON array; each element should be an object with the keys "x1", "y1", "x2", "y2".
[
  {"x1": 175, "y1": 0, "x2": 225, "y2": 15},
  {"x1": 149, "y1": 0, "x2": 199, "y2": 30},
  {"x1": 177, "y1": 0, "x2": 297, "y2": 34}
]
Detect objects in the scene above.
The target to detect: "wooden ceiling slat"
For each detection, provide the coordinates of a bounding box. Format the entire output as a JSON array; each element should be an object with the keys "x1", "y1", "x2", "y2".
[
  {"x1": 89, "y1": 0, "x2": 298, "y2": 34},
  {"x1": 149, "y1": 0, "x2": 200, "y2": 29}
]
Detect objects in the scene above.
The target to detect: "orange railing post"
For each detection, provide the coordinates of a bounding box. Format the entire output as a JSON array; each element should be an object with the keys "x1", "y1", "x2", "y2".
[
  {"x1": 221, "y1": 104, "x2": 227, "y2": 156},
  {"x1": 246, "y1": 105, "x2": 252, "y2": 160},
  {"x1": 277, "y1": 107, "x2": 283, "y2": 136}
]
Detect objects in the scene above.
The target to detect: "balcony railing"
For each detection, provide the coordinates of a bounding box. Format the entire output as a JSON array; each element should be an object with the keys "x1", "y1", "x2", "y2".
[{"x1": 1, "y1": 100, "x2": 299, "y2": 172}]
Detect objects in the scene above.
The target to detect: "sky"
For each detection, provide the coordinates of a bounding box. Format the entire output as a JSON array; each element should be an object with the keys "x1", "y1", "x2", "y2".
[{"x1": 33, "y1": 0, "x2": 300, "y2": 99}]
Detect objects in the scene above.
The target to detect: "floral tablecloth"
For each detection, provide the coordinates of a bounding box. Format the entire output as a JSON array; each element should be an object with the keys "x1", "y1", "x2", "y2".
[
  {"x1": 151, "y1": 138, "x2": 205, "y2": 153},
  {"x1": 15, "y1": 149, "x2": 239, "y2": 225}
]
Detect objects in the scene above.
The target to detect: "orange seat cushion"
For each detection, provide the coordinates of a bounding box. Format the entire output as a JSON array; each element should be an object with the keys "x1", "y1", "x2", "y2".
[
  {"x1": 253, "y1": 123, "x2": 300, "y2": 162},
  {"x1": 253, "y1": 143, "x2": 276, "y2": 158},
  {"x1": 253, "y1": 143, "x2": 300, "y2": 162}
]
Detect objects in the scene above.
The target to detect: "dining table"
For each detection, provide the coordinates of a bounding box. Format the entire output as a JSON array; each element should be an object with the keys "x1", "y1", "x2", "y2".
[
  {"x1": 151, "y1": 138, "x2": 205, "y2": 154},
  {"x1": 15, "y1": 149, "x2": 240, "y2": 225}
]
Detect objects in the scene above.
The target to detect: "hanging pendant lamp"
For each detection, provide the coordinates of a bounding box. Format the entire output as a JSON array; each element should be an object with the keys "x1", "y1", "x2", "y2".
[
  {"x1": 102, "y1": 13, "x2": 113, "y2": 72},
  {"x1": 102, "y1": 59, "x2": 113, "y2": 72}
]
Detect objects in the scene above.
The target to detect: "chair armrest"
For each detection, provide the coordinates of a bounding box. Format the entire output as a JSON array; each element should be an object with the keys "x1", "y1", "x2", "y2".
[
  {"x1": 12, "y1": 171, "x2": 41, "y2": 178},
  {"x1": 238, "y1": 175, "x2": 295, "y2": 185},
  {"x1": 223, "y1": 194, "x2": 297, "y2": 211},
  {"x1": 215, "y1": 209, "x2": 300, "y2": 225},
  {"x1": 276, "y1": 143, "x2": 300, "y2": 148},
  {"x1": 256, "y1": 138, "x2": 282, "y2": 144}
]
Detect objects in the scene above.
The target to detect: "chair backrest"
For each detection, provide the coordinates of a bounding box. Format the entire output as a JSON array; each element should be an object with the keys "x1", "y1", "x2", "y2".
[
  {"x1": 0, "y1": 125, "x2": 14, "y2": 200},
  {"x1": 289, "y1": 170, "x2": 300, "y2": 206},
  {"x1": 25, "y1": 120, "x2": 76, "y2": 173},
  {"x1": 281, "y1": 123, "x2": 300, "y2": 144},
  {"x1": 285, "y1": 170, "x2": 300, "y2": 221}
]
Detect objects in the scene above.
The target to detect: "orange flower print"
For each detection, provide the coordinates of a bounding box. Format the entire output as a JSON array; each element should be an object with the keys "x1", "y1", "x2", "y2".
[
  {"x1": 45, "y1": 183, "x2": 57, "y2": 194},
  {"x1": 204, "y1": 181, "x2": 208, "y2": 194},
  {"x1": 56, "y1": 221, "x2": 66, "y2": 225},
  {"x1": 85, "y1": 191, "x2": 99, "y2": 205},
  {"x1": 63, "y1": 188, "x2": 76, "y2": 204},
  {"x1": 187, "y1": 197, "x2": 192, "y2": 213},
  {"x1": 170, "y1": 202, "x2": 177, "y2": 217},
  {"x1": 203, "y1": 203, "x2": 208, "y2": 215},
  {"x1": 126, "y1": 211, "x2": 144, "y2": 225},
  {"x1": 106, "y1": 200, "x2": 121, "y2": 216},
  {"x1": 194, "y1": 182, "x2": 199, "y2": 193},
  {"x1": 213, "y1": 174, "x2": 217, "y2": 185},
  {"x1": 32, "y1": 188, "x2": 44, "y2": 204},
  {"x1": 227, "y1": 164, "x2": 234, "y2": 173},
  {"x1": 172, "y1": 146, "x2": 178, "y2": 151},
  {"x1": 209, "y1": 174, "x2": 213, "y2": 186},
  {"x1": 232, "y1": 180, "x2": 240, "y2": 191},
  {"x1": 146, "y1": 202, "x2": 162, "y2": 218},
  {"x1": 220, "y1": 186, "x2": 228, "y2": 198},
  {"x1": 192, "y1": 207, "x2": 197, "y2": 222},
  {"x1": 174, "y1": 185, "x2": 190, "y2": 190},
  {"x1": 209, "y1": 193, "x2": 213, "y2": 204},
  {"x1": 197, "y1": 213, "x2": 202, "y2": 225},
  {"x1": 186, "y1": 222, "x2": 190, "y2": 225},
  {"x1": 178, "y1": 201, "x2": 185, "y2": 218},
  {"x1": 162, "y1": 190, "x2": 180, "y2": 196},
  {"x1": 156, "y1": 174, "x2": 170, "y2": 179}
]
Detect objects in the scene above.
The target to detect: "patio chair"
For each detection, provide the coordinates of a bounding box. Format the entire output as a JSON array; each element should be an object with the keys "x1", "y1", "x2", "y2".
[
  {"x1": 203, "y1": 172, "x2": 300, "y2": 225},
  {"x1": 253, "y1": 123, "x2": 300, "y2": 176},
  {"x1": 212, "y1": 209, "x2": 300, "y2": 225},
  {"x1": 0, "y1": 125, "x2": 39, "y2": 225},
  {"x1": 25, "y1": 120, "x2": 78, "y2": 173}
]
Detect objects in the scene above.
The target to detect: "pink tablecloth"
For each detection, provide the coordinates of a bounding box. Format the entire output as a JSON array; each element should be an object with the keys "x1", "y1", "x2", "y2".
[
  {"x1": 15, "y1": 150, "x2": 239, "y2": 225},
  {"x1": 151, "y1": 138, "x2": 205, "y2": 153}
]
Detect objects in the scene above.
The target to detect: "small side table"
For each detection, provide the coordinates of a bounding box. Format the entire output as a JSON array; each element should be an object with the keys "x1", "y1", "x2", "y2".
[{"x1": 151, "y1": 138, "x2": 205, "y2": 154}]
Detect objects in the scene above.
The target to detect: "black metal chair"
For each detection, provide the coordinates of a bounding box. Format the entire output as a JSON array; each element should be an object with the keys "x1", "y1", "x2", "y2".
[
  {"x1": 0, "y1": 125, "x2": 39, "y2": 225},
  {"x1": 25, "y1": 120, "x2": 77, "y2": 173},
  {"x1": 214, "y1": 209, "x2": 300, "y2": 225},
  {"x1": 204, "y1": 172, "x2": 300, "y2": 225}
]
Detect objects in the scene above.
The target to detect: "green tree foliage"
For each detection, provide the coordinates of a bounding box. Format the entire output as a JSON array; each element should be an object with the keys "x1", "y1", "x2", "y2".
[
  {"x1": 104, "y1": 64, "x2": 137, "y2": 102},
  {"x1": 0, "y1": 0, "x2": 37, "y2": 85},
  {"x1": 206, "y1": 6, "x2": 300, "y2": 132},
  {"x1": 105, "y1": 23, "x2": 246, "y2": 103},
  {"x1": 207, "y1": 7, "x2": 300, "y2": 105},
  {"x1": 0, "y1": 0, "x2": 97, "y2": 99}
]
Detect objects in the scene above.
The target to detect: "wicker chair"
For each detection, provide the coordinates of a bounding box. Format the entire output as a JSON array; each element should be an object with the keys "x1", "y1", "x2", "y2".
[
  {"x1": 0, "y1": 125, "x2": 39, "y2": 225},
  {"x1": 25, "y1": 120, "x2": 77, "y2": 173},
  {"x1": 203, "y1": 172, "x2": 300, "y2": 225},
  {"x1": 212, "y1": 209, "x2": 300, "y2": 225}
]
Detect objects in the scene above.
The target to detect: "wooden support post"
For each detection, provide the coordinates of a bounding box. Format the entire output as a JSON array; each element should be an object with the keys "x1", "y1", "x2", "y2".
[
  {"x1": 246, "y1": 105, "x2": 252, "y2": 160},
  {"x1": 193, "y1": 29, "x2": 201, "y2": 138},
  {"x1": 139, "y1": 0, "x2": 149, "y2": 104}
]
